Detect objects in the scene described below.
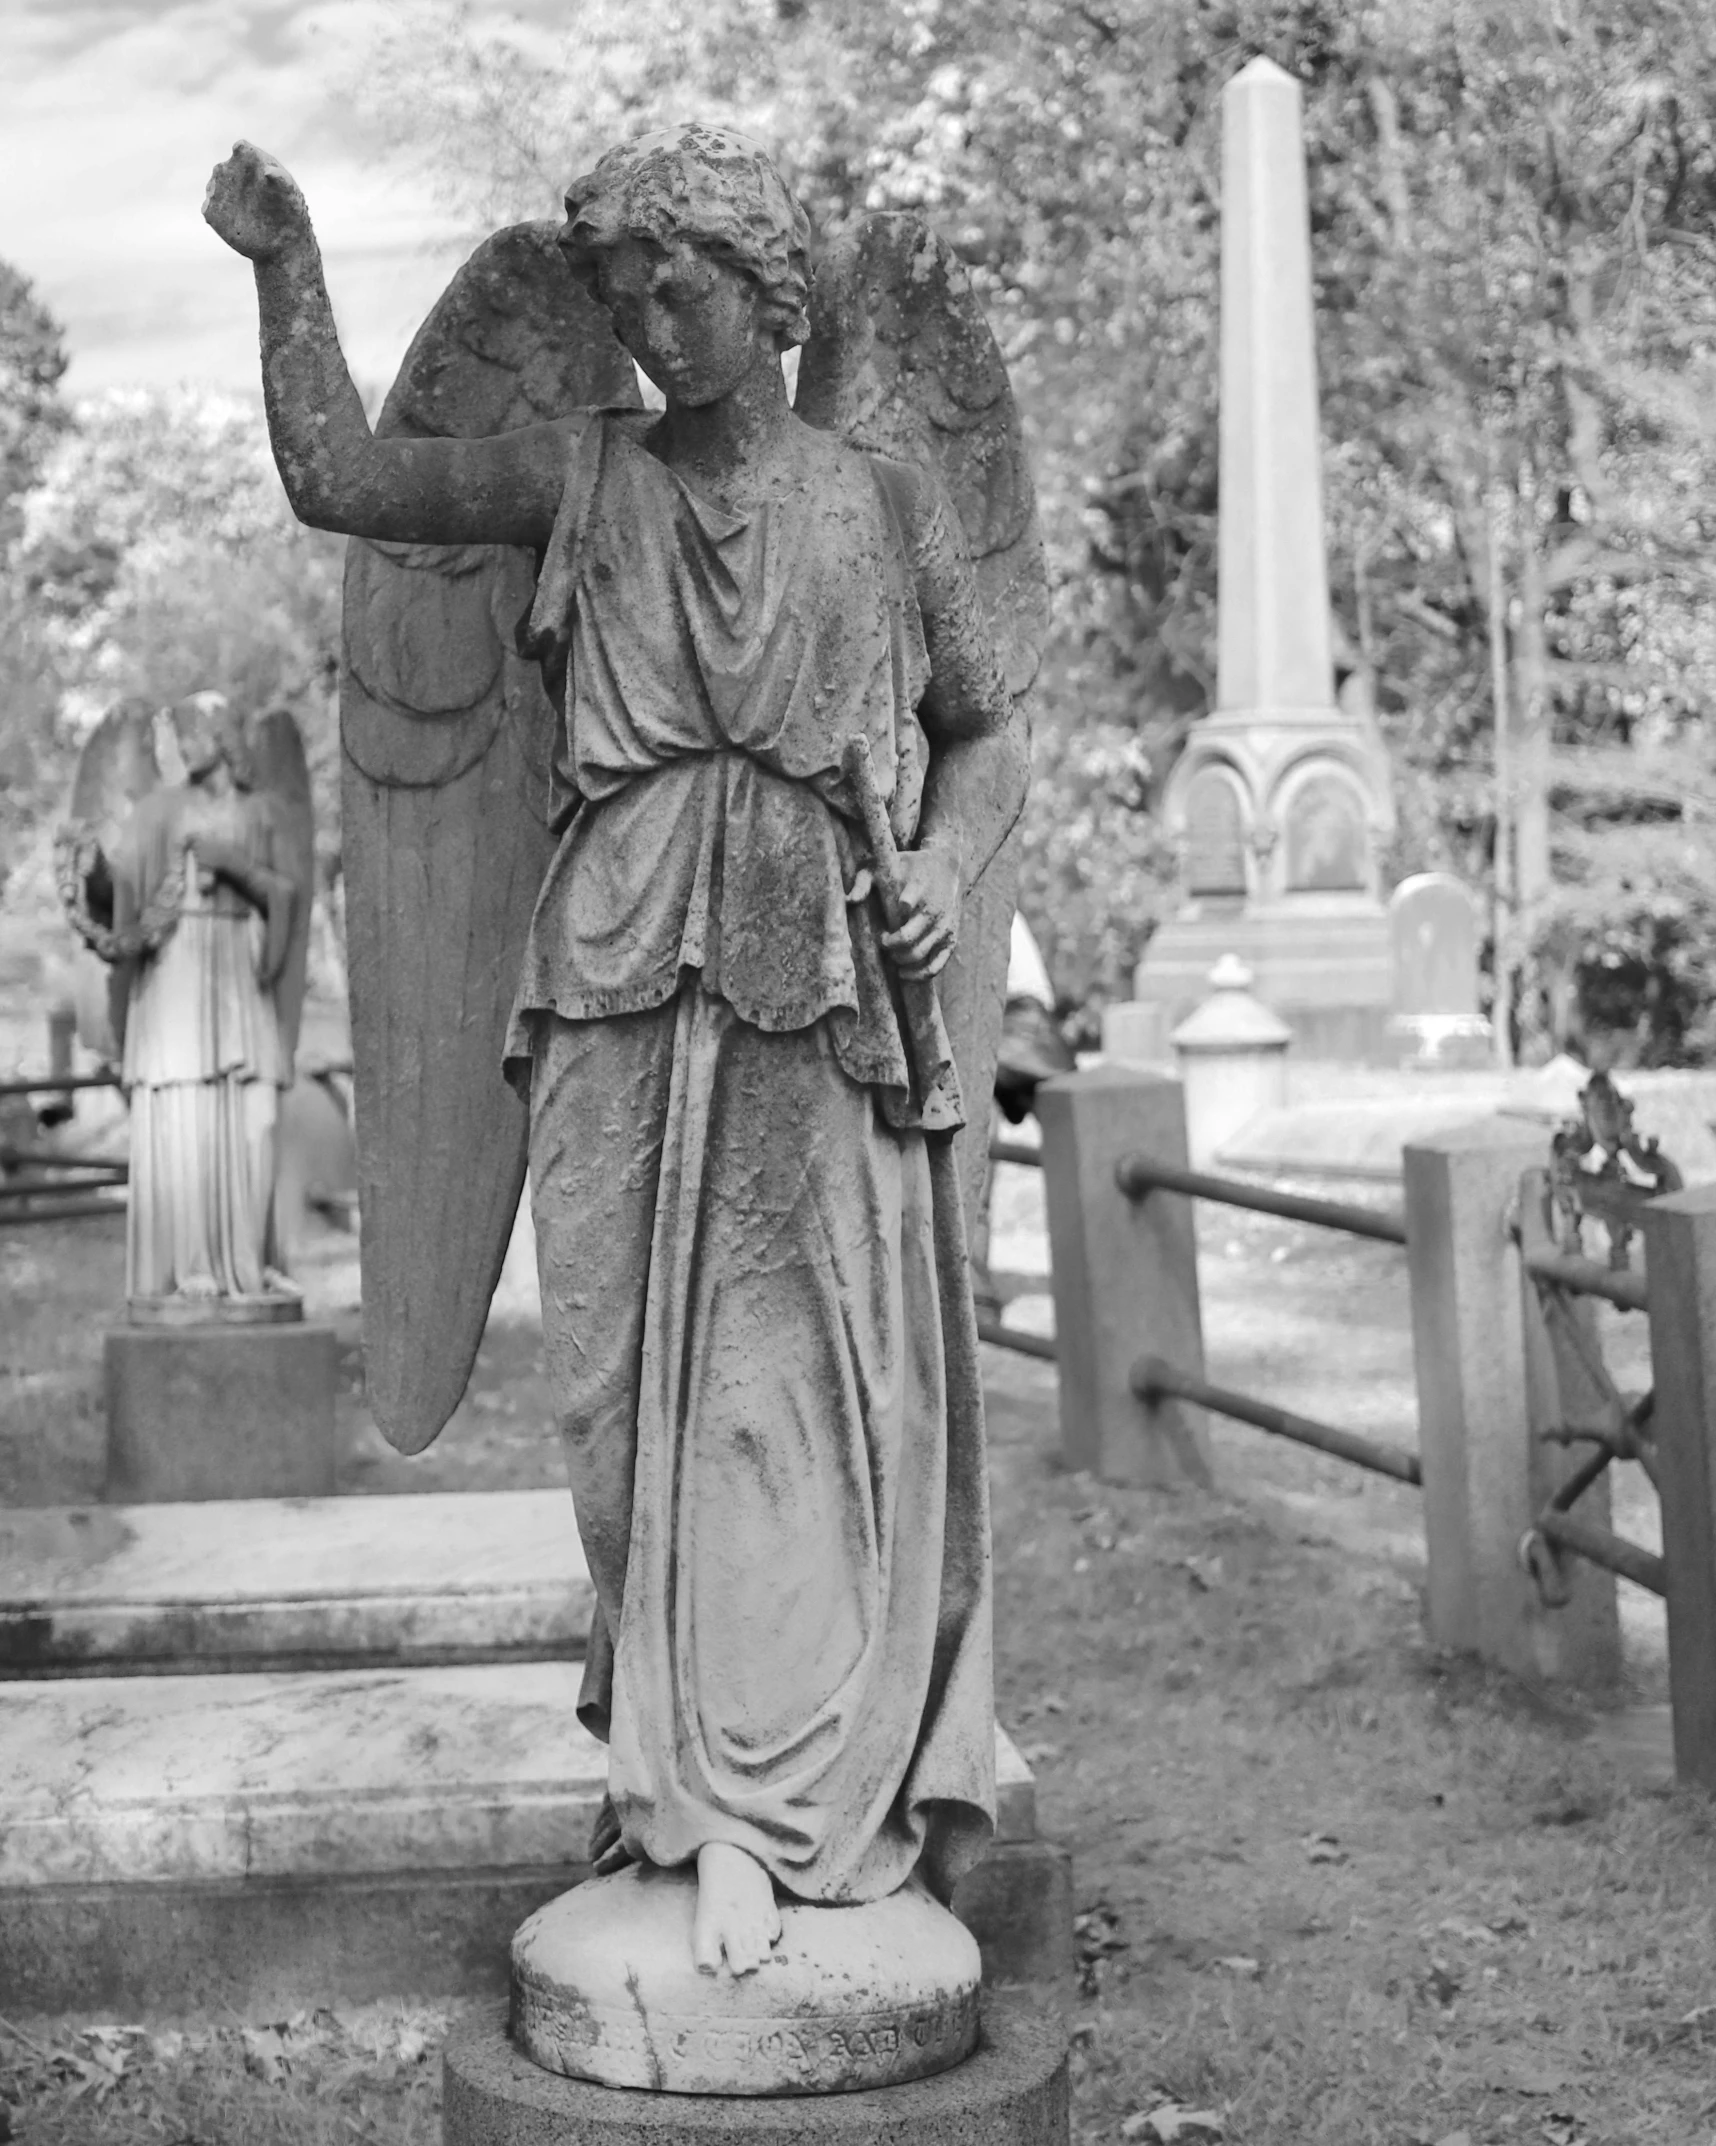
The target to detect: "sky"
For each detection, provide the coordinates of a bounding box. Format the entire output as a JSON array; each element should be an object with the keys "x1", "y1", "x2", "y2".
[{"x1": 0, "y1": 0, "x2": 534, "y2": 400}]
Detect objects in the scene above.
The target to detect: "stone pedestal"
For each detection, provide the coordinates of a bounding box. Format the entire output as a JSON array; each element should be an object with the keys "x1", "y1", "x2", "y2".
[
  {"x1": 103, "y1": 1321, "x2": 337, "y2": 1502},
  {"x1": 1170, "y1": 955, "x2": 1291, "y2": 1166},
  {"x1": 443, "y1": 1990, "x2": 1068, "y2": 2145}
]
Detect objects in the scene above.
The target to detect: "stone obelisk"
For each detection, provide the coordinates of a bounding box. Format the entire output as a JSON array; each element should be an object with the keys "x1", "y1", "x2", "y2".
[{"x1": 1119, "y1": 55, "x2": 1394, "y2": 1063}]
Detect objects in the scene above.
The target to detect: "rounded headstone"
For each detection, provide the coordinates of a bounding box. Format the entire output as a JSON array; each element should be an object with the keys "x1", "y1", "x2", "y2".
[
  {"x1": 511, "y1": 1869, "x2": 982, "y2": 2096},
  {"x1": 446, "y1": 1990, "x2": 1069, "y2": 2146}
]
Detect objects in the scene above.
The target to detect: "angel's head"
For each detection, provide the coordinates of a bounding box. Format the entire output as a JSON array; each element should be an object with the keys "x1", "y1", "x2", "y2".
[
  {"x1": 168, "y1": 690, "x2": 253, "y2": 790},
  {"x1": 559, "y1": 124, "x2": 811, "y2": 406}
]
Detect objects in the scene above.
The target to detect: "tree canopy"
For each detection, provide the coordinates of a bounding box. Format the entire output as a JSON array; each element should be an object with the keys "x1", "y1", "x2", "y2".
[
  {"x1": 344, "y1": 0, "x2": 1716, "y2": 1058},
  {"x1": 8, "y1": 3, "x2": 1716, "y2": 1062}
]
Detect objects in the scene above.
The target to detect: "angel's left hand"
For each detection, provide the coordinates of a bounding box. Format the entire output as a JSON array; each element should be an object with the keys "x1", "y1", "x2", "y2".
[{"x1": 882, "y1": 846, "x2": 962, "y2": 981}]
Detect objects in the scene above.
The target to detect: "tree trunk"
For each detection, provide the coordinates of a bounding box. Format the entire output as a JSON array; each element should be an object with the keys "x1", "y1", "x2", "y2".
[{"x1": 1512, "y1": 533, "x2": 1554, "y2": 1061}]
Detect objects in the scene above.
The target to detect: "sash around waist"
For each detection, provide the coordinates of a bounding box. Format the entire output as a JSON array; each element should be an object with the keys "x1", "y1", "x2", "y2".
[{"x1": 512, "y1": 751, "x2": 871, "y2": 1034}]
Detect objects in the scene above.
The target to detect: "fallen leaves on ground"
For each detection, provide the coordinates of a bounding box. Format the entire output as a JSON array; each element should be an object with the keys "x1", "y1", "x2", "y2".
[
  {"x1": 1074, "y1": 1900, "x2": 1131, "y2": 1997},
  {"x1": 0, "y1": 2002, "x2": 447, "y2": 2145},
  {"x1": 1121, "y1": 2102, "x2": 1226, "y2": 2142}
]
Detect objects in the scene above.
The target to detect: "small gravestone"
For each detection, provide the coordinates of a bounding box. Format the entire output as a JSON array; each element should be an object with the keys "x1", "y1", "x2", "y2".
[{"x1": 1388, "y1": 872, "x2": 1491, "y2": 1066}]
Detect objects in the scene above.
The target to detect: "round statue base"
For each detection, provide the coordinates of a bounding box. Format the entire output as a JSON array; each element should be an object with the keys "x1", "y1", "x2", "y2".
[
  {"x1": 445, "y1": 1990, "x2": 1069, "y2": 2145},
  {"x1": 511, "y1": 1868, "x2": 981, "y2": 2096},
  {"x1": 127, "y1": 1289, "x2": 304, "y2": 1328}
]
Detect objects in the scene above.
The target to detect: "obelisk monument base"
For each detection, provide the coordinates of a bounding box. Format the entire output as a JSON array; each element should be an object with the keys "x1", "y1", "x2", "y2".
[{"x1": 1127, "y1": 900, "x2": 1393, "y2": 1063}]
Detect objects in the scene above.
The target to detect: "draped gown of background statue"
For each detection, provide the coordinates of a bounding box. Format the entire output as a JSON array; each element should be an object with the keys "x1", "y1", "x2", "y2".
[{"x1": 60, "y1": 694, "x2": 313, "y2": 1310}]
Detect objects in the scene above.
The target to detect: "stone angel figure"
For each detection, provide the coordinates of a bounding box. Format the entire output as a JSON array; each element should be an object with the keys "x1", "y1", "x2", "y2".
[
  {"x1": 58, "y1": 691, "x2": 313, "y2": 1317},
  {"x1": 206, "y1": 123, "x2": 1046, "y2": 2074}
]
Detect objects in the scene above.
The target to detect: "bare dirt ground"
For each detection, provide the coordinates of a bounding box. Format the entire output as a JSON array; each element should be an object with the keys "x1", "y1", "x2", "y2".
[{"x1": 2, "y1": 1154, "x2": 1711, "y2": 2144}]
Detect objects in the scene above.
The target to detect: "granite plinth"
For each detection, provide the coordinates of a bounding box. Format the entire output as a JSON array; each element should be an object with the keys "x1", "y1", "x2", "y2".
[
  {"x1": 513, "y1": 1869, "x2": 981, "y2": 2095},
  {"x1": 0, "y1": 1490, "x2": 592, "y2": 1675},
  {"x1": 443, "y1": 1992, "x2": 1069, "y2": 2145},
  {"x1": 104, "y1": 1320, "x2": 337, "y2": 1502}
]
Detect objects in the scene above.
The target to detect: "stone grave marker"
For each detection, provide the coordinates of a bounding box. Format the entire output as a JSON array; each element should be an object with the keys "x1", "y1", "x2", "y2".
[{"x1": 1388, "y1": 872, "x2": 1491, "y2": 1065}]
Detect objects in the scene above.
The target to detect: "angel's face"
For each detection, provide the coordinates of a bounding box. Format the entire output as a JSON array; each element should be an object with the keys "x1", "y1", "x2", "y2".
[
  {"x1": 172, "y1": 710, "x2": 223, "y2": 780},
  {"x1": 589, "y1": 236, "x2": 768, "y2": 407}
]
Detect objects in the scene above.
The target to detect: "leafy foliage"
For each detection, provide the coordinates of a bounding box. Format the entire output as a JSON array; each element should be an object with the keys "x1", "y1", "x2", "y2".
[
  {"x1": 0, "y1": 259, "x2": 70, "y2": 546},
  {"x1": 346, "y1": 0, "x2": 1716, "y2": 1058},
  {"x1": 1, "y1": 387, "x2": 342, "y2": 908}
]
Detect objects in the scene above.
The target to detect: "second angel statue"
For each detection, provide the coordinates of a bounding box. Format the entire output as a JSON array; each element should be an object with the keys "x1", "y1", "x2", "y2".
[{"x1": 206, "y1": 120, "x2": 1046, "y2": 2099}]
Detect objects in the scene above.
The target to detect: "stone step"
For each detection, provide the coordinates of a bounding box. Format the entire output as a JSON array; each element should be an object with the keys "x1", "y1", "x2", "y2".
[
  {"x1": 0, "y1": 1661, "x2": 1055, "y2": 2012},
  {"x1": 0, "y1": 1662, "x2": 1037, "y2": 1888},
  {"x1": 0, "y1": 1490, "x2": 594, "y2": 1675}
]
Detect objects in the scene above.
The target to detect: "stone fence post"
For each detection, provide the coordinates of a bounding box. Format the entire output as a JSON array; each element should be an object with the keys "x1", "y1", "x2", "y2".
[
  {"x1": 1639, "y1": 1185, "x2": 1716, "y2": 1792},
  {"x1": 1036, "y1": 1067, "x2": 1212, "y2": 1489},
  {"x1": 1403, "y1": 1119, "x2": 1620, "y2": 1686}
]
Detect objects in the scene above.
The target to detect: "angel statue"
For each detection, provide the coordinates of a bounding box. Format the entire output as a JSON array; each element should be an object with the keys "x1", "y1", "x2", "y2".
[
  {"x1": 205, "y1": 120, "x2": 1047, "y2": 2086},
  {"x1": 58, "y1": 692, "x2": 312, "y2": 1318}
]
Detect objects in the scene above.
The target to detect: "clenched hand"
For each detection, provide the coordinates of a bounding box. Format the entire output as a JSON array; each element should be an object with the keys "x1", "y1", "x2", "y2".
[
  {"x1": 881, "y1": 846, "x2": 961, "y2": 981},
  {"x1": 203, "y1": 141, "x2": 312, "y2": 262}
]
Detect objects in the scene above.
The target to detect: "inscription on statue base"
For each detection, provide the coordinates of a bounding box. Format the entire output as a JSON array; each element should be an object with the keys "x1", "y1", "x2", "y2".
[{"x1": 511, "y1": 1865, "x2": 983, "y2": 2095}]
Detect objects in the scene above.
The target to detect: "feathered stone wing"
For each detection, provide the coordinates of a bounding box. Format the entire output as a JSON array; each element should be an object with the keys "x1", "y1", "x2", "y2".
[
  {"x1": 61, "y1": 697, "x2": 162, "y2": 1060},
  {"x1": 341, "y1": 223, "x2": 639, "y2": 1453},
  {"x1": 797, "y1": 214, "x2": 1050, "y2": 1261},
  {"x1": 246, "y1": 705, "x2": 315, "y2": 1072}
]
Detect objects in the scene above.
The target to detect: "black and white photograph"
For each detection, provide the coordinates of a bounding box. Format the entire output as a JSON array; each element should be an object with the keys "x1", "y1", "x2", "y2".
[{"x1": 2, "y1": 4, "x2": 1714, "y2": 2141}]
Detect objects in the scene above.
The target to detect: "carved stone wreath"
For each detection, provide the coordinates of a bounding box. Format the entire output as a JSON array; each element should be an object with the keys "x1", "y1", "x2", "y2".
[{"x1": 54, "y1": 826, "x2": 182, "y2": 964}]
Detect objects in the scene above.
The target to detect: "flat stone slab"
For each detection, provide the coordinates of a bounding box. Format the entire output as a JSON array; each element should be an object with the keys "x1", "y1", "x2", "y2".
[
  {"x1": 0, "y1": 1662, "x2": 1036, "y2": 1890},
  {"x1": 444, "y1": 1991, "x2": 1069, "y2": 2145},
  {"x1": 0, "y1": 1660, "x2": 607, "y2": 1888},
  {"x1": 1214, "y1": 1058, "x2": 1716, "y2": 1184},
  {"x1": 0, "y1": 1490, "x2": 594, "y2": 1674}
]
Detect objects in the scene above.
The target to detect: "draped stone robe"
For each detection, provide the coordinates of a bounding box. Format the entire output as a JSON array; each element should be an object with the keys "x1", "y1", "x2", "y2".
[
  {"x1": 505, "y1": 412, "x2": 996, "y2": 1907},
  {"x1": 108, "y1": 784, "x2": 294, "y2": 1302}
]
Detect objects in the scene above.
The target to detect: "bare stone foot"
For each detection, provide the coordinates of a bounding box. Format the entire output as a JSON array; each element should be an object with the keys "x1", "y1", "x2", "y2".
[
  {"x1": 691, "y1": 1842, "x2": 781, "y2": 1976},
  {"x1": 175, "y1": 1273, "x2": 221, "y2": 1301}
]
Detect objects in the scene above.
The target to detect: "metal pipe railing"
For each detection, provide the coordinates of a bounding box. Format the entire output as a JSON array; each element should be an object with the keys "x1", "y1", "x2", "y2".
[
  {"x1": 1521, "y1": 1246, "x2": 1649, "y2": 1315},
  {"x1": 975, "y1": 1314, "x2": 1057, "y2": 1362},
  {"x1": 0, "y1": 1073, "x2": 121, "y2": 1099},
  {"x1": 1116, "y1": 1154, "x2": 1408, "y2": 1246},
  {"x1": 0, "y1": 1196, "x2": 127, "y2": 1226},
  {"x1": 1536, "y1": 1509, "x2": 1666, "y2": 1598},
  {"x1": 1133, "y1": 1353, "x2": 1422, "y2": 1486}
]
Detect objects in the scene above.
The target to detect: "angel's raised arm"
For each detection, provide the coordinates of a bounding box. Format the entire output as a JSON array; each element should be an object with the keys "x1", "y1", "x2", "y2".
[
  {"x1": 901, "y1": 475, "x2": 1032, "y2": 887},
  {"x1": 204, "y1": 144, "x2": 566, "y2": 550}
]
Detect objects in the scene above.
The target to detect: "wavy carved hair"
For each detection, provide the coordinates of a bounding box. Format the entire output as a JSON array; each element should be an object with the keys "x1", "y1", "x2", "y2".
[{"x1": 559, "y1": 123, "x2": 813, "y2": 351}]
